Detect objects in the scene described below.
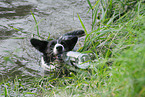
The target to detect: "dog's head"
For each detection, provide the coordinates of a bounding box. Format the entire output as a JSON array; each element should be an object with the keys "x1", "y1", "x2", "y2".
[{"x1": 30, "y1": 36, "x2": 78, "y2": 63}]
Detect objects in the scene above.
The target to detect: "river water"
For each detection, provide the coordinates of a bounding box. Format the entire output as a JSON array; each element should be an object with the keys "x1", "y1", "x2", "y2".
[{"x1": 0, "y1": 0, "x2": 93, "y2": 80}]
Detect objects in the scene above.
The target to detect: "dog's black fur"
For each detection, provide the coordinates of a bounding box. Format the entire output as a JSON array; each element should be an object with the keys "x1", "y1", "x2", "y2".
[{"x1": 30, "y1": 30, "x2": 85, "y2": 67}]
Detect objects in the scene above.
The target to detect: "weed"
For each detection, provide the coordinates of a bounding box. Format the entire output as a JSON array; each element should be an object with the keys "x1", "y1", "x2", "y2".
[{"x1": 0, "y1": 0, "x2": 145, "y2": 97}]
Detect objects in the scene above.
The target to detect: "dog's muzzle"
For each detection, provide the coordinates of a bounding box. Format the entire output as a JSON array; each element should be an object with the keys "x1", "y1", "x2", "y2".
[{"x1": 53, "y1": 43, "x2": 64, "y2": 55}]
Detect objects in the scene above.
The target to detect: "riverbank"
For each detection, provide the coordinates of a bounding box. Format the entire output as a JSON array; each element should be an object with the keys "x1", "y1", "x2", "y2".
[{"x1": 0, "y1": 0, "x2": 145, "y2": 96}]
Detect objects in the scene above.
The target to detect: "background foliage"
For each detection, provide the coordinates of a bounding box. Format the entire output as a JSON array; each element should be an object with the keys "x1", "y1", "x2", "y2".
[{"x1": 0, "y1": 0, "x2": 145, "y2": 96}]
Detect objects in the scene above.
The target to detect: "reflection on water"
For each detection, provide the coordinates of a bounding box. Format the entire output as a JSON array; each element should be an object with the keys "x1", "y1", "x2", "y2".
[
  {"x1": 0, "y1": 25, "x2": 18, "y2": 40},
  {"x1": 0, "y1": 0, "x2": 92, "y2": 80},
  {"x1": 0, "y1": 5, "x2": 33, "y2": 19}
]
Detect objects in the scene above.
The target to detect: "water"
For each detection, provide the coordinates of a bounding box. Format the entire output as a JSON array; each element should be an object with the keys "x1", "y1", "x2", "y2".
[{"x1": 0, "y1": 0, "x2": 93, "y2": 81}]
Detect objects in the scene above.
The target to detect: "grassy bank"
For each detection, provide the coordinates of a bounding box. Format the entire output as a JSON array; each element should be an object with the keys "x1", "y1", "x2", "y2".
[{"x1": 0, "y1": 0, "x2": 145, "y2": 97}]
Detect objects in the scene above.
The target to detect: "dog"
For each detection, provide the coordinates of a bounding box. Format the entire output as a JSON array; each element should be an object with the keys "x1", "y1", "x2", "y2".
[{"x1": 30, "y1": 30, "x2": 85, "y2": 72}]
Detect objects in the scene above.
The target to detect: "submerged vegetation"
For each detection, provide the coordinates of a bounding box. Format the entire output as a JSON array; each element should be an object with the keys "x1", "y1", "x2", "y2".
[{"x1": 0, "y1": 0, "x2": 145, "y2": 96}]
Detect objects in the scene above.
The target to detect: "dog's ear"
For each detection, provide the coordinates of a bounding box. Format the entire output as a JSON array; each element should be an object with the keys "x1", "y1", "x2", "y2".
[
  {"x1": 61, "y1": 37, "x2": 78, "y2": 51},
  {"x1": 30, "y1": 38, "x2": 48, "y2": 53}
]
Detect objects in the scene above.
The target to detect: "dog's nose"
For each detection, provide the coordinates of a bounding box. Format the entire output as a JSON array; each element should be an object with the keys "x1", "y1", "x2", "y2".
[
  {"x1": 53, "y1": 43, "x2": 64, "y2": 55},
  {"x1": 56, "y1": 46, "x2": 63, "y2": 51}
]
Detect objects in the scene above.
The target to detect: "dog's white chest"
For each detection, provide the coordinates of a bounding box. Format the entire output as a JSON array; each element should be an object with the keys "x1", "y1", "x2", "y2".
[{"x1": 41, "y1": 57, "x2": 56, "y2": 71}]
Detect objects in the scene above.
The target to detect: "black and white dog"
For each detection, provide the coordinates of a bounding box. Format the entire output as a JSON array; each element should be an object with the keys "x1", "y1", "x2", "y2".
[{"x1": 30, "y1": 30, "x2": 85, "y2": 71}]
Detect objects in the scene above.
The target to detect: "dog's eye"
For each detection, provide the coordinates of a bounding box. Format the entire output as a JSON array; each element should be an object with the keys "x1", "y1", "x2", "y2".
[
  {"x1": 51, "y1": 42, "x2": 55, "y2": 45},
  {"x1": 50, "y1": 41, "x2": 56, "y2": 47},
  {"x1": 60, "y1": 41, "x2": 65, "y2": 45}
]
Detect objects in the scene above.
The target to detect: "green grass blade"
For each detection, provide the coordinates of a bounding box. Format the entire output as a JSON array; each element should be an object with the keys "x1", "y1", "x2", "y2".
[
  {"x1": 77, "y1": 14, "x2": 87, "y2": 35},
  {"x1": 31, "y1": 11, "x2": 40, "y2": 37},
  {"x1": 4, "y1": 83, "x2": 8, "y2": 97},
  {"x1": 9, "y1": 26, "x2": 21, "y2": 31},
  {"x1": 11, "y1": 37, "x2": 27, "y2": 39},
  {"x1": 86, "y1": 0, "x2": 92, "y2": 9},
  {"x1": 92, "y1": 0, "x2": 100, "y2": 9},
  {"x1": 92, "y1": 8, "x2": 98, "y2": 30},
  {"x1": 34, "y1": 18, "x2": 44, "y2": 31},
  {"x1": 24, "y1": 92, "x2": 37, "y2": 95}
]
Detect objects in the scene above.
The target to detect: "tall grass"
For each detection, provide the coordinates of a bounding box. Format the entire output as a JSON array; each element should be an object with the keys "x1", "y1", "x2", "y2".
[{"x1": 0, "y1": 0, "x2": 145, "y2": 97}]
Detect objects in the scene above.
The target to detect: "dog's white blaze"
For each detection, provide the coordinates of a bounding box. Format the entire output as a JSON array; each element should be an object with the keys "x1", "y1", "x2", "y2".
[
  {"x1": 53, "y1": 43, "x2": 64, "y2": 55},
  {"x1": 41, "y1": 57, "x2": 55, "y2": 71}
]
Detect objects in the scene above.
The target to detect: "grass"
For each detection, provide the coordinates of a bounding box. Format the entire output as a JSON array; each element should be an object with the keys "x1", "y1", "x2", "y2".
[{"x1": 0, "y1": 0, "x2": 145, "y2": 96}]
